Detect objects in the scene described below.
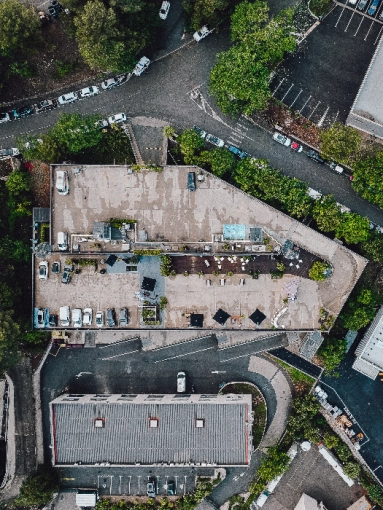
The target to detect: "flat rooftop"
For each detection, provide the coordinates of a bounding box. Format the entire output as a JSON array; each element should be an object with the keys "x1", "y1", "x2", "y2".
[
  {"x1": 50, "y1": 393, "x2": 252, "y2": 466},
  {"x1": 35, "y1": 165, "x2": 367, "y2": 332}
]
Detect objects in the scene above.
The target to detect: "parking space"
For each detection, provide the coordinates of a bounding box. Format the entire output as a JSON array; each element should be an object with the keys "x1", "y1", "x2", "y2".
[{"x1": 271, "y1": 5, "x2": 382, "y2": 125}]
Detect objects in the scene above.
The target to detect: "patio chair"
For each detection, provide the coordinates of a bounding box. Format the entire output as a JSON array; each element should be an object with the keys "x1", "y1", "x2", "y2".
[
  {"x1": 220, "y1": 279, "x2": 225, "y2": 286},
  {"x1": 206, "y1": 279, "x2": 211, "y2": 287}
]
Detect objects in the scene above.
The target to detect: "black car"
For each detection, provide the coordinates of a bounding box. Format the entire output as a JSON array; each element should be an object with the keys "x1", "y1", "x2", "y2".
[
  {"x1": 106, "y1": 308, "x2": 116, "y2": 327},
  {"x1": 13, "y1": 106, "x2": 34, "y2": 119},
  {"x1": 52, "y1": 261, "x2": 61, "y2": 274},
  {"x1": 307, "y1": 150, "x2": 324, "y2": 164},
  {"x1": 35, "y1": 99, "x2": 56, "y2": 113},
  {"x1": 49, "y1": 314, "x2": 57, "y2": 327},
  {"x1": 187, "y1": 172, "x2": 196, "y2": 191},
  {"x1": 167, "y1": 481, "x2": 175, "y2": 495},
  {"x1": 61, "y1": 271, "x2": 71, "y2": 284}
]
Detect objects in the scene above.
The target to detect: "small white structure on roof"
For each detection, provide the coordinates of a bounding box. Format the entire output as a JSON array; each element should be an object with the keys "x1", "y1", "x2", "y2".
[
  {"x1": 294, "y1": 494, "x2": 327, "y2": 510},
  {"x1": 352, "y1": 306, "x2": 383, "y2": 379},
  {"x1": 318, "y1": 444, "x2": 354, "y2": 487},
  {"x1": 76, "y1": 490, "x2": 98, "y2": 507}
]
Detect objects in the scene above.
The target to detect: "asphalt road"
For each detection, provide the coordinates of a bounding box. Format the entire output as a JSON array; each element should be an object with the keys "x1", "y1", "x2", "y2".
[{"x1": 0, "y1": 0, "x2": 383, "y2": 224}]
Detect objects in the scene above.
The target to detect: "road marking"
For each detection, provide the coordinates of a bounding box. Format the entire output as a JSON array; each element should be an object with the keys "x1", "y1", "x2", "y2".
[
  {"x1": 289, "y1": 89, "x2": 303, "y2": 108},
  {"x1": 364, "y1": 20, "x2": 374, "y2": 40},
  {"x1": 98, "y1": 338, "x2": 139, "y2": 349},
  {"x1": 354, "y1": 15, "x2": 364, "y2": 36},
  {"x1": 154, "y1": 346, "x2": 216, "y2": 363},
  {"x1": 184, "y1": 476, "x2": 187, "y2": 495},
  {"x1": 335, "y1": 6, "x2": 345, "y2": 27},
  {"x1": 307, "y1": 101, "x2": 321, "y2": 120},
  {"x1": 345, "y1": 10, "x2": 355, "y2": 31},
  {"x1": 101, "y1": 349, "x2": 140, "y2": 360},
  {"x1": 119, "y1": 476, "x2": 122, "y2": 494},
  {"x1": 299, "y1": 95, "x2": 312, "y2": 114},
  {"x1": 281, "y1": 83, "x2": 294, "y2": 102},
  {"x1": 128, "y1": 476, "x2": 131, "y2": 494},
  {"x1": 272, "y1": 78, "x2": 285, "y2": 97},
  {"x1": 138, "y1": 476, "x2": 141, "y2": 494},
  {"x1": 374, "y1": 24, "x2": 383, "y2": 43},
  {"x1": 175, "y1": 475, "x2": 178, "y2": 495},
  {"x1": 236, "y1": 123, "x2": 249, "y2": 130},
  {"x1": 331, "y1": 110, "x2": 340, "y2": 126},
  {"x1": 317, "y1": 106, "x2": 330, "y2": 127},
  {"x1": 373, "y1": 465, "x2": 382, "y2": 472}
]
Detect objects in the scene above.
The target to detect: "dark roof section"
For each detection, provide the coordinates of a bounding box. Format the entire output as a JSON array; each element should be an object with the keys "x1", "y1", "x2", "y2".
[
  {"x1": 105, "y1": 254, "x2": 117, "y2": 267},
  {"x1": 93, "y1": 221, "x2": 111, "y2": 241},
  {"x1": 213, "y1": 309, "x2": 230, "y2": 326},
  {"x1": 33, "y1": 207, "x2": 50, "y2": 223},
  {"x1": 249, "y1": 309, "x2": 266, "y2": 325},
  {"x1": 142, "y1": 277, "x2": 156, "y2": 291},
  {"x1": 190, "y1": 314, "x2": 204, "y2": 328}
]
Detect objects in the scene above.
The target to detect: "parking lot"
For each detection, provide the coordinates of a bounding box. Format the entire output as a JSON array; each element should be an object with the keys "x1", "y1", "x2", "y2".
[{"x1": 271, "y1": 4, "x2": 383, "y2": 126}]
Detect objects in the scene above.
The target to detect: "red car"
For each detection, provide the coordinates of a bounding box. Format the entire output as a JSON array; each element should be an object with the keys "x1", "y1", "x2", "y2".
[{"x1": 290, "y1": 141, "x2": 303, "y2": 152}]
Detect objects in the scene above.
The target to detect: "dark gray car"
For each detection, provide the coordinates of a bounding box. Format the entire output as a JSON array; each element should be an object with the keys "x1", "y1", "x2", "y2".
[
  {"x1": 119, "y1": 308, "x2": 129, "y2": 326},
  {"x1": 187, "y1": 172, "x2": 196, "y2": 191},
  {"x1": 106, "y1": 308, "x2": 116, "y2": 327}
]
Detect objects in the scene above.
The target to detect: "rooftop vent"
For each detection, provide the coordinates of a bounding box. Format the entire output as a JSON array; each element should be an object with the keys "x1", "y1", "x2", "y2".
[
  {"x1": 94, "y1": 418, "x2": 105, "y2": 428},
  {"x1": 149, "y1": 417, "x2": 159, "y2": 428},
  {"x1": 195, "y1": 419, "x2": 205, "y2": 428}
]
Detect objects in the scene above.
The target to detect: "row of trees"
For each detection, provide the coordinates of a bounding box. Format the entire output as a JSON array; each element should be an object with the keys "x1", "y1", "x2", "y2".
[
  {"x1": 209, "y1": 0, "x2": 296, "y2": 116},
  {"x1": 183, "y1": 0, "x2": 232, "y2": 31}
]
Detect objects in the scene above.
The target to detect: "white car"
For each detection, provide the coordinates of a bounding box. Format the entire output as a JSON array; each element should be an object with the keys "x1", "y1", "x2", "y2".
[
  {"x1": 159, "y1": 1, "x2": 170, "y2": 19},
  {"x1": 57, "y1": 92, "x2": 78, "y2": 105},
  {"x1": 0, "y1": 148, "x2": 20, "y2": 160},
  {"x1": 56, "y1": 170, "x2": 69, "y2": 195},
  {"x1": 0, "y1": 113, "x2": 10, "y2": 123},
  {"x1": 96, "y1": 311, "x2": 104, "y2": 327},
  {"x1": 59, "y1": 306, "x2": 70, "y2": 327},
  {"x1": 95, "y1": 119, "x2": 109, "y2": 129},
  {"x1": 177, "y1": 371, "x2": 186, "y2": 393},
  {"x1": 108, "y1": 113, "x2": 126, "y2": 125},
  {"x1": 80, "y1": 86, "x2": 99, "y2": 98},
  {"x1": 206, "y1": 133, "x2": 224, "y2": 148},
  {"x1": 83, "y1": 308, "x2": 93, "y2": 326},
  {"x1": 101, "y1": 78, "x2": 118, "y2": 90},
  {"x1": 72, "y1": 308, "x2": 82, "y2": 328},
  {"x1": 273, "y1": 131, "x2": 291, "y2": 147},
  {"x1": 193, "y1": 26, "x2": 210, "y2": 42},
  {"x1": 38, "y1": 261, "x2": 48, "y2": 280},
  {"x1": 133, "y1": 57, "x2": 150, "y2": 76}
]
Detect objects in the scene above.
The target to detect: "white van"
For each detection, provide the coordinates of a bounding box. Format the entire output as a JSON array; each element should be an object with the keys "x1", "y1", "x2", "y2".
[
  {"x1": 59, "y1": 306, "x2": 70, "y2": 327},
  {"x1": 56, "y1": 170, "x2": 69, "y2": 195},
  {"x1": 57, "y1": 232, "x2": 68, "y2": 251}
]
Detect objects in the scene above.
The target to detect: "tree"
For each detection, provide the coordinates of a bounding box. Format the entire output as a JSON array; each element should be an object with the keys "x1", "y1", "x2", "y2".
[
  {"x1": 312, "y1": 196, "x2": 342, "y2": 233},
  {"x1": 109, "y1": 0, "x2": 144, "y2": 13},
  {"x1": 335, "y1": 213, "x2": 370, "y2": 245},
  {"x1": 335, "y1": 442, "x2": 352, "y2": 462},
  {"x1": 317, "y1": 336, "x2": 346, "y2": 373},
  {"x1": 163, "y1": 126, "x2": 175, "y2": 139},
  {"x1": 323, "y1": 432, "x2": 340, "y2": 450},
  {"x1": 279, "y1": 178, "x2": 312, "y2": 219},
  {"x1": 183, "y1": 0, "x2": 230, "y2": 31},
  {"x1": 178, "y1": 128, "x2": 204, "y2": 164},
  {"x1": 12, "y1": 464, "x2": 59, "y2": 507},
  {"x1": 257, "y1": 446, "x2": 289, "y2": 482},
  {"x1": 74, "y1": 0, "x2": 131, "y2": 72},
  {"x1": 309, "y1": 261, "x2": 331, "y2": 282},
  {"x1": 230, "y1": 0, "x2": 269, "y2": 44},
  {"x1": 360, "y1": 232, "x2": 383, "y2": 263},
  {"x1": 319, "y1": 123, "x2": 361, "y2": 166},
  {"x1": 51, "y1": 113, "x2": 103, "y2": 155},
  {"x1": 0, "y1": 310, "x2": 21, "y2": 376},
  {"x1": 341, "y1": 306, "x2": 375, "y2": 331},
  {"x1": 0, "y1": 0, "x2": 40, "y2": 57},
  {"x1": 5, "y1": 170, "x2": 30, "y2": 196},
  {"x1": 352, "y1": 151, "x2": 383, "y2": 209},
  {"x1": 198, "y1": 147, "x2": 237, "y2": 177},
  {"x1": 343, "y1": 461, "x2": 360, "y2": 479}
]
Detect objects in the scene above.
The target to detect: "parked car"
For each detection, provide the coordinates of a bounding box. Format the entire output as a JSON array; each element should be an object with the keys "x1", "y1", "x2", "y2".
[
  {"x1": 329, "y1": 162, "x2": 343, "y2": 174},
  {"x1": 80, "y1": 86, "x2": 100, "y2": 98},
  {"x1": 52, "y1": 261, "x2": 61, "y2": 274},
  {"x1": 187, "y1": 172, "x2": 196, "y2": 191},
  {"x1": 96, "y1": 310, "x2": 104, "y2": 327},
  {"x1": 167, "y1": 481, "x2": 176, "y2": 496},
  {"x1": 193, "y1": 125, "x2": 207, "y2": 139},
  {"x1": 159, "y1": 0, "x2": 170, "y2": 19},
  {"x1": 133, "y1": 57, "x2": 151, "y2": 76},
  {"x1": 49, "y1": 314, "x2": 57, "y2": 327},
  {"x1": 61, "y1": 270, "x2": 71, "y2": 284},
  {"x1": 83, "y1": 308, "x2": 93, "y2": 326},
  {"x1": 0, "y1": 113, "x2": 10, "y2": 123},
  {"x1": 59, "y1": 306, "x2": 70, "y2": 327},
  {"x1": 147, "y1": 478, "x2": 156, "y2": 498},
  {"x1": 36, "y1": 308, "x2": 47, "y2": 328},
  {"x1": 13, "y1": 106, "x2": 33, "y2": 118},
  {"x1": 177, "y1": 371, "x2": 186, "y2": 393},
  {"x1": 57, "y1": 92, "x2": 78, "y2": 105},
  {"x1": 108, "y1": 113, "x2": 126, "y2": 125},
  {"x1": 106, "y1": 308, "x2": 116, "y2": 327},
  {"x1": 56, "y1": 170, "x2": 69, "y2": 195},
  {"x1": 307, "y1": 187, "x2": 322, "y2": 200},
  {"x1": 101, "y1": 77, "x2": 119, "y2": 90},
  {"x1": 228, "y1": 145, "x2": 248, "y2": 159},
  {"x1": 193, "y1": 25, "x2": 210, "y2": 42},
  {"x1": 206, "y1": 133, "x2": 224, "y2": 147},
  {"x1": 39, "y1": 261, "x2": 48, "y2": 280},
  {"x1": 58, "y1": 231, "x2": 68, "y2": 251},
  {"x1": 307, "y1": 150, "x2": 324, "y2": 163},
  {"x1": 368, "y1": 0, "x2": 380, "y2": 14},
  {"x1": 95, "y1": 119, "x2": 109, "y2": 129},
  {"x1": 379, "y1": 7, "x2": 383, "y2": 19},
  {"x1": 272, "y1": 131, "x2": 291, "y2": 147},
  {"x1": 72, "y1": 308, "x2": 82, "y2": 328},
  {"x1": 290, "y1": 141, "x2": 303, "y2": 152},
  {"x1": 357, "y1": 0, "x2": 369, "y2": 10},
  {"x1": 0, "y1": 148, "x2": 20, "y2": 160},
  {"x1": 35, "y1": 99, "x2": 56, "y2": 113},
  {"x1": 119, "y1": 308, "x2": 129, "y2": 326}
]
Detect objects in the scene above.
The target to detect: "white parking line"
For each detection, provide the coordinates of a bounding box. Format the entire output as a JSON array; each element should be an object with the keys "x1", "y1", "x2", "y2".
[
  {"x1": 364, "y1": 20, "x2": 374, "y2": 40},
  {"x1": 98, "y1": 338, "x2": 138, "y2": 349},
  {"x1": 317, "y1": 106, "x2": 330, "y2": 127},
  {"x1": 184, "y1": 476, "x2": 187, "y2": 495},
  {"x1": 236, "y1": 123, "x2": 249, "y2": 131},
  {"x1": 299, "y1": 95, "x2": 312, "y2": 114},
  {"x1": 137, "y1": 475, "x2": 141, "y2": 494},
  {"x1": 289, "y1": 89, "x2": 303, "y2": 108},
  {"x1": 307, "y1": 101, "x2": 321, "y2": 120},
  {"x1": 335, "y1": 6, "x2": 345, "y2": 27},
  {"x1": 354, "y1": 15, "x2": 364, "y2": 36},
  {"x1": 272, "y1": 78, "x2": 285, "y2": 97},
  {"x1": 331, "y1": 110, "x2": 340, "y2": 126},
  {"x1": 156, "y1": 476, "x2": 160, "y2": 494},
  {"x1": 101, "y1": 349, "x2": 140, "y2": 360},
  {"x1": 128, "y1": 476, "x2": 131, "y2": 494},
  {"x1": 281, "y1": 83, "x2": 294, "y2": 102},
  {"x1": 345, "y1": 10, "x2": 355, "y2": 31},
  {"x1": 374, "y1": 24, "x2": 383, "y2": 43},
  {"x1": 154, "y1": 346, "x2": 216, "y2": 363}
]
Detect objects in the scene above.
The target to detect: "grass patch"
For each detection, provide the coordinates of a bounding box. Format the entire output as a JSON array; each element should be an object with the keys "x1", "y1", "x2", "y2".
[
  {"x1": 268, "y1": 355, "x2": 315, "y2": 394},
  {"x1": 310, "y1": 0, "x2": 332, "y2": 16}
]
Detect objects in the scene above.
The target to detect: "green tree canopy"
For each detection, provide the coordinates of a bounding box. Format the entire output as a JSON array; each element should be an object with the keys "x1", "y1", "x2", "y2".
[
  {"x1": 12, "y1": 465, "x2": 59, "y2": 507},
  {"x1": 183, "y1": 0, "x2": 230, "y2": 31},
  {"x1": 5, "y1": 170, "x2": 31, "y2": 196},
  {"x1": 230, "y1": 0, "x2": 269, "y2": 43},
  {"x1": 51, "y1": 113, "x2": 103, "y2": 154},
  {"x1": 257, "y1": 446, "x2": 290, "y2": 482},
  {"x1": 335, "y1": 442, "x2": 352, "y2": 462},
  {"x1": 0, "y1": 0, "x2": 40, "y2": 57},
  {"x1": 335, "y1": 212, "x2": 370, "y2": 245},
  {"x1": 351, "y1": 151, "x2": 383, "y2": 209},
  {"x1": 317, "y1": 336, "x2": 347, "y2": 374},
  {"x1": 341, "y1": 305, "x2": 376, "y2": 331},
  {"x1": 319, "y1": 123, "x2": 361, "y2": 166},
  {"x1": 323, "y1": 432, "x2": 340, "y2": 450},
  {"x1": 20, "y1": 133, "x2": 64, "y2": 164},
  {"x1": 178, "y1": 128, "x2": 204, "y2": 164},
  {"x1": 312, "y1": 195, "x2": 342, "y2": 233},
  {"x1": 309, "y1": 261, "x2": 331, "y2": 282},
  {"x1": 343, "y1": 462, "x2": 360, "y2": 479},
  {"x1": 360, "y1": 231, "x2": 383, "y2": 263},
  {"x1": 0, "y1": 310, "x2": 21, "y2": 375},
  {"x1": 198, "y1": 147, "x2": 237, "y2": 177}
]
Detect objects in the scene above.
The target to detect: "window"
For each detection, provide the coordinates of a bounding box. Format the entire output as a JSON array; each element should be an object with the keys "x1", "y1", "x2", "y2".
[{"x1": 149, "y1": 417, "x2": 159, "y2": 428}]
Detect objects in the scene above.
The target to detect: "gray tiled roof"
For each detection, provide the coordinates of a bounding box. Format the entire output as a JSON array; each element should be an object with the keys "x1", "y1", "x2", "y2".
[
  {"x1": 51, "y1": 396, "x2": 251, "y2": 466},
  {"x1": 300, "y1": 331, "x2": 324, "y2": 361}
]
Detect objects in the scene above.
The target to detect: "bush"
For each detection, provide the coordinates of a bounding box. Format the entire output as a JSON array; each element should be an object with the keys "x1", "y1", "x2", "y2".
[
  {"x1": 323, "y1": 432, "x2": 339, "y2": 449},
  {"x1": 133, "y1": 250, "x2": 162, "y2": 256},
  {"x1": 335, "y1": 442, "x2": 352, "y2": 462},
  {"x1": 39, "y1": 223, "x2": 49, "y2": 243},
  {"x1": 159, "y1": 255, "x2": 173, "y2": 276},
  {"x1": 12, "y1": 465, "x2": 59, "y2": 508},
  {"x1": 343, "y1": 461, "x2": 360, "y2": 479},
  {"x1": 309, "y1": 261, "x2": 330, "y2": 281}
]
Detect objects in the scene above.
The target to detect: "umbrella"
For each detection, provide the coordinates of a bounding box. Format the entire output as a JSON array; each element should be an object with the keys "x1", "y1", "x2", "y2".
[
  {"x1": 190, "y1": 314, "x2": 204, "y2": 327},
  {"x1": 141, "y1": 277, "x2": 156, "y2": 291},
  {"x1": 213, "y1": 308, "x2": 231, "y2": 326},
  {"x1": 249, "y1": 309, "x2": 266, "y2": 325},
  {"x1": 105, "y1": 254, "x2": 117, "y2": 266}
]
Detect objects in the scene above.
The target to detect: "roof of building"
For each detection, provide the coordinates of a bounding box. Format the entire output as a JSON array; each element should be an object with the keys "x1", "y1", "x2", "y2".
[
  {"x1": 318, "y1": 444, "x2": 354, "y2": 487},
  {"x1": 353, "y1": 306, "x2": 383, "y2": 378},
  {"x1": 347, "y1": 496, "x2": 371, "y2": 510},
  {"x1": 347, "y1": 35, "x2": 383, "y2": 139},
  {"x1": 50, "y1": 393, "x2": 252, "y2": 466},
  {"x1": 300, "y1": 331, "x2": 324, "y2": 361},
  {"x1": 294, "y1": 494, "x2": 320, "y2": 510}
]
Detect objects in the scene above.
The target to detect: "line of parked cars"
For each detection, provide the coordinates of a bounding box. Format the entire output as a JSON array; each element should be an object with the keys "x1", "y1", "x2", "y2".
[
  {"x1": 350, "y1": 0, "x2": 383, "y2": 19},
  {"x1": 58, "y1": 307, "x2": 129, "y2": 328}
]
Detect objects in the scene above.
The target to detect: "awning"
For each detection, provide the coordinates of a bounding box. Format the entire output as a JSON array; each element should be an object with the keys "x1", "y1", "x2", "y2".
[
  {"x1": 249, "y1": 309, "x2": 266, "y2": 325},
  {"x1": 142, "y1": 277, "x2": 156, "y2": 291},
  {"x1": 190, "y1": 314, "x2": 204, "y2": 327},
  {"x1": 105, "y1": 254, "x2": 117, "y2": 266},
  {"x1": 213, "y1": 308, "x2": 230, "y2": 326}
]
